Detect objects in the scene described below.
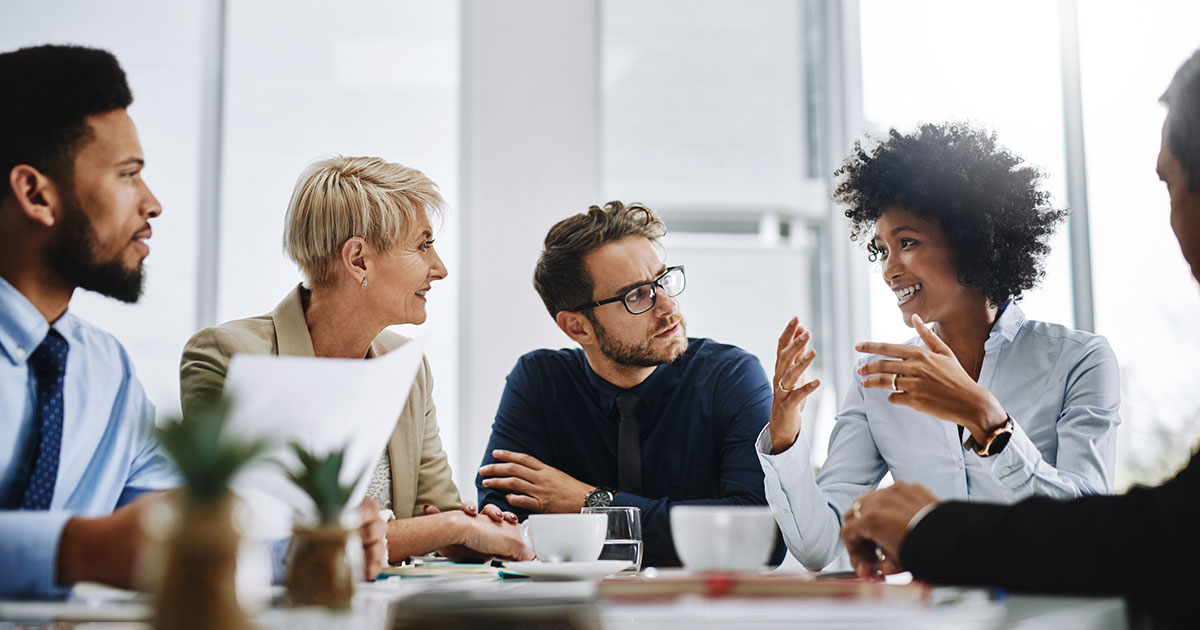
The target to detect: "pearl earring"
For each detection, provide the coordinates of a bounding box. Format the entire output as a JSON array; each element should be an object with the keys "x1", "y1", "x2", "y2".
[{"x1": 361, "y1": 277, "x2": 368, "y2": 288}]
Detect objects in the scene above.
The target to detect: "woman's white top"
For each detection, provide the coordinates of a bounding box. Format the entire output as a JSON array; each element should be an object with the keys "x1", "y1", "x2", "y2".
[{"x1": 757, "y1": 304, "x2": 1121, "y2": 570}]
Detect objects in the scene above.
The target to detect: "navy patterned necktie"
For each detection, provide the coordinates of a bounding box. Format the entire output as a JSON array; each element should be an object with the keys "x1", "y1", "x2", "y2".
[{"x1": 21, "y1": 329, "x2": 69, "y2": 510}]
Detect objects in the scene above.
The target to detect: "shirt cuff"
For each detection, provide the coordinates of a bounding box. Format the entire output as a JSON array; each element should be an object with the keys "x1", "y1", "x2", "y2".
[
  {"x1": 974, "y1": 420, "x2": 1042, "y2": 492},
  {"x1": 0, "y1": 510, "x2": 75, "y2": 597}
]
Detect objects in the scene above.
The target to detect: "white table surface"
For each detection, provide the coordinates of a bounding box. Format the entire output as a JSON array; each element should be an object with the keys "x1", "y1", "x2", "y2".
[{"x1": 0, "y1": 576, "x2": 1128, "y2": 630}]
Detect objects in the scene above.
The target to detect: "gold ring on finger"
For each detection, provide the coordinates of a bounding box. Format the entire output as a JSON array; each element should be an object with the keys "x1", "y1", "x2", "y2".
[{"x1": 778, "y1": 379, "x2": 798, "y2": 393}]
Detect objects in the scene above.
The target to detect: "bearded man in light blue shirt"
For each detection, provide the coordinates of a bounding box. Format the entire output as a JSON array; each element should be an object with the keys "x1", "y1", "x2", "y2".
[{"x1": 0, "y1": 44, "x2": 176, "y2": 597}]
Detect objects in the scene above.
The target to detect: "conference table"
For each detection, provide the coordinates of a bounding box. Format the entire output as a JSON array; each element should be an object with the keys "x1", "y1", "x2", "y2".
[{"x1": 0, "y1": 568, "x2": 1129, "y2": 629}]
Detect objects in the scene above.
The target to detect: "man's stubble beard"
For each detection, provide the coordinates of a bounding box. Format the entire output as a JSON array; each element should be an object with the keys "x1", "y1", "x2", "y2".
[
  {"x1": 43, "y1": 186, "x2": 145, "y2": 303},
  {"x1": 591, "y1": 313, "x2": 688, "y2": 368}
]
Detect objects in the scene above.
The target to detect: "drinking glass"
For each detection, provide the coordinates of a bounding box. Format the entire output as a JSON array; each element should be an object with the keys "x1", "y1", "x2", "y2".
[{"x1": 581, "y1": 506, "x2": 643, "y2": 570}]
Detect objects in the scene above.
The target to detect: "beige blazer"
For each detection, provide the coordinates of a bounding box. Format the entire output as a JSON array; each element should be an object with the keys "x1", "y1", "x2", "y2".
[{"x1": 179, "y1": 285, "x2": 461, "y2": 518}]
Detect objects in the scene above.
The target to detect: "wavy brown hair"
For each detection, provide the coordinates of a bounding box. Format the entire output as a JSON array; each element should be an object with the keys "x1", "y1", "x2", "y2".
[{"x1": 533, "y1": 201, "x2": 666, "y2": 318}]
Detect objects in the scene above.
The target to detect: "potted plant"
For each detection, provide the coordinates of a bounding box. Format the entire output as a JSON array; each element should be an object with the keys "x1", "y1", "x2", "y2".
[
  {"x1": 151, "y1": 397, "x2": 268, "y2": 630},
  {"x1": 282, "y1": 444, "x2": 360, "y2": 609}
]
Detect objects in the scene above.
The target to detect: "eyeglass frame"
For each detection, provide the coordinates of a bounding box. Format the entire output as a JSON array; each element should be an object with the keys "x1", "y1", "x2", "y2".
[{"x1": 566, "y1": 265, "x2": 686, "y2": 315}]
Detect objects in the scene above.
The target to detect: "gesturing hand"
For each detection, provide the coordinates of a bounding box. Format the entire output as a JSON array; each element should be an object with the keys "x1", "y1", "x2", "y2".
[
  {"x1": 855, "y1": 314, "x2": 1007, "y2": 443},
  {"x1": 840, "y1": 482, "x2": 940, "y2": 580},
  {"x1": 478, "y1": 449, "x2": 594, "y2": 514},
  {"x1": 769, "y1": 317, "x2": 821, "y2": 454}
]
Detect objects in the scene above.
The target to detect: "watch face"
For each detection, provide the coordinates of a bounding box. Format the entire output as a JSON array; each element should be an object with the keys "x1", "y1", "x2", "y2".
[{"x1": 585, "y1": 489, "x2": 614, "y2": 507}]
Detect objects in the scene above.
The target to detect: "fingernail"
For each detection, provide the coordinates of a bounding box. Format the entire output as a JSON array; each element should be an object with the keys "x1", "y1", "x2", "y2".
[{"x1": 423, "y1": 504, "x2": 430, "y2": 510}]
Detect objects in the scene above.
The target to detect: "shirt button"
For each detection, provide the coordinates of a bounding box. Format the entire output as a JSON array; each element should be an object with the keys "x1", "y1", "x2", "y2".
[
  {"x1": 957, "y1": 460, "x2": 964, "y2": 470},
  {"x1": 13, "y1": 347, "x2": 25, "y2": 360},
  {"x1": 783, "y1": 509, "x2": 791, "y2": 517},
  {"x1": 787, "y1": 463, "x2": 797, "y2": 472}
]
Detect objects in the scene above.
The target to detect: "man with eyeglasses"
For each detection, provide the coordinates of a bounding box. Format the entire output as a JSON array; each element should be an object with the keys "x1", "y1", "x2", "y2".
[{"x1": 476, "y1": 201, "x2": 783, "y2": 567}]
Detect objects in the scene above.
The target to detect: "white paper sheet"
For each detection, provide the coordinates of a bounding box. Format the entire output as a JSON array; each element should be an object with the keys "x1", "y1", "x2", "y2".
[{"x1": 221, "y1": 337, "x2": 425, "y2": 540}]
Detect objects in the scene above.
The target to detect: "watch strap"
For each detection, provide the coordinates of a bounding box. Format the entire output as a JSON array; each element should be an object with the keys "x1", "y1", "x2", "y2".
[{"x1": 966, "y1": 415, "x2": 1014, "y2": 457}]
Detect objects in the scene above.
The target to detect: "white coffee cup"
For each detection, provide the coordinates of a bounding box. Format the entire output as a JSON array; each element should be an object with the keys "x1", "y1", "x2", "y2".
[
  {"x1": 670, "y1": 506, "x2": 777, "y2": 571},
  {"x1": 520, "y1": 514, "x2": 607, "y2": 562}
]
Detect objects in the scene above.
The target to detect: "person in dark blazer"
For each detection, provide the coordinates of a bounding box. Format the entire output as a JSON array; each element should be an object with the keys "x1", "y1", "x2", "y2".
[{"x1": 838, "y1": 48, "x2": 1200, "y2": 628}]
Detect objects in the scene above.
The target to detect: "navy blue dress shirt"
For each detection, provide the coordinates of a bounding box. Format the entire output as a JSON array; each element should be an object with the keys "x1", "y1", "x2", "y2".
[{"x1": 477, "y1": 337, "x2": 783, "y2": 567}]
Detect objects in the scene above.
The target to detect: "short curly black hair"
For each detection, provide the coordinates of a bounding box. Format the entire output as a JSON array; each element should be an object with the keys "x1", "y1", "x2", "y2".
[
  {"x1": 0, "y1": 44, "x2": 133, "y2": 192},
  {"x1": 834, "y1": 123, "x2": 1068, "y2": 305}
]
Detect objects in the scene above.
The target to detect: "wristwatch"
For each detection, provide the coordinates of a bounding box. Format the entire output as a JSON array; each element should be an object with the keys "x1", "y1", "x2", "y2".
[
  {"x1": 965, "y1": 415, "x2": 1015, "y2": 457},
  {"x1": 584, "y1": 487, "x2": 616, "y2": 508}
]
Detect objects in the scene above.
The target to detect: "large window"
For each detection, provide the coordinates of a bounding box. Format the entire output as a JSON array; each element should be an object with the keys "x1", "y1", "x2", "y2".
[
  {"x1": 859, "y1": 0, "x2": 1074, "y2": 344},
  {"x1": 858, "y1": 0, "x2": 1200, "y2": 489},
  {"x1": 1077, "y1": 1, "x2": 1200, "y2": 486},
  {"x1": 601, "y1": 0, "x2": 837, "y2": 439}
]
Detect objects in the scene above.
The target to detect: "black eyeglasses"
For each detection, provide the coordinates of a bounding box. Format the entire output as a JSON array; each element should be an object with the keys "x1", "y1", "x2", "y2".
[{"x1": 569, "y1": 266, "x2": 686, "y2": 315}]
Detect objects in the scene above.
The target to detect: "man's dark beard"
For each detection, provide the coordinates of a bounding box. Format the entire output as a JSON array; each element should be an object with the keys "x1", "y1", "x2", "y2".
[
  {"x1": 591, "y1": 314, "x2": 687, "y2": 368},
  {"x1": 43, "y1": 191, "x2": 144, "y2": 303}
]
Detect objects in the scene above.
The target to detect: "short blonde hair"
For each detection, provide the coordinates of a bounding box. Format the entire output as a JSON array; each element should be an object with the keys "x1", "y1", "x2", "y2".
[{"x1": 283, "y1": 156, "x2": 444, "y2": 287}]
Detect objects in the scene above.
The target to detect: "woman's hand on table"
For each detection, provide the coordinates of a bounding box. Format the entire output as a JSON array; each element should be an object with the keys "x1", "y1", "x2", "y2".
[
  {"x1": 424, "y1": 500, "x2": 518, "y2": 524},
  {"x1": 441, "y1": 510, "x2": 533, "y2": 562}
]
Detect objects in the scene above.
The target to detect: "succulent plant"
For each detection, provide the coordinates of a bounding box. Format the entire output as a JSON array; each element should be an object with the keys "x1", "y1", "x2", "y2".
[
  {"x1": 155, "y1": 396, "x2": 269, "y2": 504},
  {"x1": 285, "y1": 444, "x2": 359, "y2": 525}
]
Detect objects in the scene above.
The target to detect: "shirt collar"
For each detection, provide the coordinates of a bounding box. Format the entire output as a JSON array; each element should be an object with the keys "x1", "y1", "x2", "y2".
[
  {"x1": 0, "y1": 275, "x2": 52, "y2": 366},
  {"x1": 583, "y1": 341, "x2": 690, "y2": 414},
  {"x1": 985, "y1": 301, "x2": 1025, "y2": 350}
]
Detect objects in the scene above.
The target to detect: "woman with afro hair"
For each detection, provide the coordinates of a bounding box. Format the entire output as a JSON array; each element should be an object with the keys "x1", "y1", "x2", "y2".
[{"x1": 756, "y1": 123, "x2": 1121, "y2": 571}]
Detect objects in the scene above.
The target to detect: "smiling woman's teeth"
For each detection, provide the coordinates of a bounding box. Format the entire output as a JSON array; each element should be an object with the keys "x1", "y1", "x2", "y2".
[{"x1": 894, "y1": 283, "x2": 921, "y2": 304}]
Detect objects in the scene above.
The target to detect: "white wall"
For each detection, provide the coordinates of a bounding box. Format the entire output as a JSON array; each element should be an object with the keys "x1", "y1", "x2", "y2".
[{"x1": 457, "y1": 0, "x2": 603, "y2": 500}]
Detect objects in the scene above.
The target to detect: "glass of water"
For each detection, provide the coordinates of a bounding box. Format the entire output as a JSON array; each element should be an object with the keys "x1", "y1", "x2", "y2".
[{"x1": 581, "y1": 506, "x2": 642, "y2": 571}]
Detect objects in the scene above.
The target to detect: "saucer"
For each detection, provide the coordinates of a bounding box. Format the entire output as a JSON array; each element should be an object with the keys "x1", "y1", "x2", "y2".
[{"x1": 502, "y1": 560, "x2": 634, "y2": 580}]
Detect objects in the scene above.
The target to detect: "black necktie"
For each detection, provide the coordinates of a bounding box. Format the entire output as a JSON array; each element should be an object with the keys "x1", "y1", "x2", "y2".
[
  {"x1": 21, "y1": 329, "x2": 69, "y2": 510},
  {"x1": 616, "y1": 391, "x2": 643, "y2": 495}
]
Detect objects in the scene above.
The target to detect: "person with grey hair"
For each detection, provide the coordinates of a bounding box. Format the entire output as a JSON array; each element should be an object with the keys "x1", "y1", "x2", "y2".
[
  {"x1": 180, "y1": 156, "x2": 532, "y2": 563},
  {"x1": 838, "y1": 48, "x2": 1200, "y2": 628}
]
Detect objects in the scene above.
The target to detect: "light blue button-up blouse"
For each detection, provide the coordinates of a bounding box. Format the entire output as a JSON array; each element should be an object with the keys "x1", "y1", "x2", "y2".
[{"x1": 758, "y1": 304, "x2": 1121, "y2": 571}]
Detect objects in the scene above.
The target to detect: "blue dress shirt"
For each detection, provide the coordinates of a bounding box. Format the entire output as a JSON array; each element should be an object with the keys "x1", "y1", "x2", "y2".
[
  {"x1": 758, "y1": 304, "x2": 1122, "y2": 570},
  {"x1": 0, "y1": 276, "x2": 176, "y2": 597},
  {"x1": 476, "y1": 337, "x2": 782, "y2": 567}
]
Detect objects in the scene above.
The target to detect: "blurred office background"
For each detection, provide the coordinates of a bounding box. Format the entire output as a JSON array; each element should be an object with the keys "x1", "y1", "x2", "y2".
[{"x1": 3, "y1": 0, "x2": 1198, "y2": 501}]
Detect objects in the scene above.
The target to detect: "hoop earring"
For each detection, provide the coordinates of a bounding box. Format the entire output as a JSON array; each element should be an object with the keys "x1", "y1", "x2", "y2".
[{"x1": 361, "y1": 277, "x2": 368, "y2": 288}]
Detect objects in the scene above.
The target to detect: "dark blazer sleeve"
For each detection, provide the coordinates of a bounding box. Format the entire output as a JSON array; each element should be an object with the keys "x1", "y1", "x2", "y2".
[{"x1": 901, "y1": 452, "x2": 1200, "y2": 623}]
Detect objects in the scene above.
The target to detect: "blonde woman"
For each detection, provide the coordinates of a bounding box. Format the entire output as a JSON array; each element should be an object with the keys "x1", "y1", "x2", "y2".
[{"x1": 180, "y1": 156, "x2": 531, "y2": 563}]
